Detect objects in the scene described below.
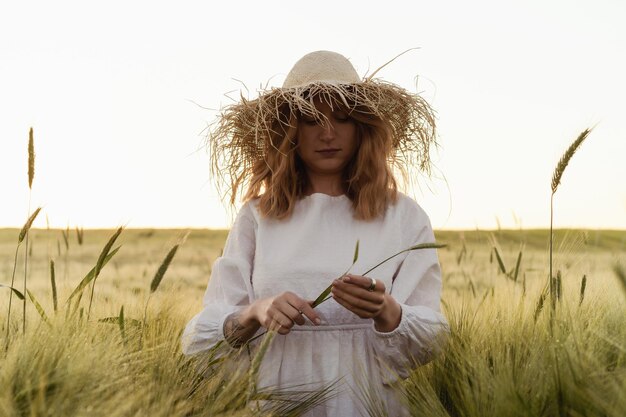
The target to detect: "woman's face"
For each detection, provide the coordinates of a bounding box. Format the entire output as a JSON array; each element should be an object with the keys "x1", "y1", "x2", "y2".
[{"x1": 296, "y1": 99, "x2": 359, "y2": 183}]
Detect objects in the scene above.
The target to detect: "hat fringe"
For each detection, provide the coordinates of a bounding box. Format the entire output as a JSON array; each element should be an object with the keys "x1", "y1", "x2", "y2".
[{"x1": 208, "y1": 78, "x2": 437, "y2": 205}]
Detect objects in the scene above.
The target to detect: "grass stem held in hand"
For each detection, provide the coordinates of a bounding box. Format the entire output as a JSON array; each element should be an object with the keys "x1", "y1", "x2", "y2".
[
  {"x1": 314, "y1": 242, "x2": 446, "y2": 307},
  {"x1": 312, "y1": 240, "x2": 359, "y2": 307},
  {"x1": 249, "y1": 241, "x2": 446, "y2": 345}
]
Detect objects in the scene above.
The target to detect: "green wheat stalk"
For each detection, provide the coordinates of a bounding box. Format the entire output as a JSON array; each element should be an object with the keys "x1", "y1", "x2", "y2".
[
  {"x1": 549, "y1": 128, "x2": 592, "y2": 313},
  {"x1": 27, "y1": 289, "x2": 49, "y2": 325},
  {"x1": 613, "y1": 263, "x2": 626, "y2": 299},
  {"x1": 50, "y1": 259, "x2": 58, "y2": 312},
  {"x1": 87, "y1": 227, "x2": 123, "y2": 319},
  {"x1": 313, "y1": 241, "x2": 446, "y2": 307},
  {"x1": 579, "y1": 275, "x2": 587, "y2": 306},
  {"x1": 142, "y1": 240, "x2": 183, "y2": 332},
  {"x1": 5, "y1": 207, "x2": 41, "y2": 346},
  {"x1": 311, "y1": 240, "x2": 360, "y2": 307},
  {"x1": 1, "y1": 284, "x2": 25, "y2": 300},
  {"x1": 22, "y1": 128, "x2": 36, "y2": 334}
]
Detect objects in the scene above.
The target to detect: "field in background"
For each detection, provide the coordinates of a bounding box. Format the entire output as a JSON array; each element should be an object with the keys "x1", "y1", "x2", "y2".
[{"x1": 1, "y1": 227, "x2": 625, "y2": 416}]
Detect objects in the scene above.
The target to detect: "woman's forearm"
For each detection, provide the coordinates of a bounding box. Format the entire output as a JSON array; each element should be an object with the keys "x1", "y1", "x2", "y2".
[{"x1": 223, "y1": 304, "x2": 261, "y2": 348}]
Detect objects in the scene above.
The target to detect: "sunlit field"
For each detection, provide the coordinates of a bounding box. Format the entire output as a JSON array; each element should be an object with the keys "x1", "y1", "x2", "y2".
[{"x1": 1, "y1": 227, "x2": 624, "y2": 416}]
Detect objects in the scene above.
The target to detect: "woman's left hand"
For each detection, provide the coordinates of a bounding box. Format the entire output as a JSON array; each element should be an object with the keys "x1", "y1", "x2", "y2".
[{"x1": 331, "y1": 274, "x2": 402, "y2": 332}]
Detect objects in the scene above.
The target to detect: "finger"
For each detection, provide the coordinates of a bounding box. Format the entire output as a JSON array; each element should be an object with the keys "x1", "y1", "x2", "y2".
[
  {"x1": 333, "y1": 279, "x2": 385, "y2": 303},
  {"x1": 343, "y1": 274, "x2": 385, "y2": 292},
  {"x1": 271, "y1": 295, "x2": 302, "y2": 325},
  {"x1": 332, "y1": 285, "x2": 382, "y2": 313},
  {"x1": 284, "y1": 294, "x2": 321, "y2": 325},
  {"x1": 267, "y1": 309, "x2": 295, "y2": 330},
  {"x1": 332, "y1": 292, "x2": 376, "y2": 318},
  {"x1": 300, "y1": 302, "x2": 322, "y2": 325},
  {"x1": 283, "y1": 301, "x2": 306, "y2": 326}
]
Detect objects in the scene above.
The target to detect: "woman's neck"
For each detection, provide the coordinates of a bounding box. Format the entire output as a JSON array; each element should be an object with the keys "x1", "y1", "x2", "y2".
[{"x1": 303, "y1": 175, "x2": 345, "y2": 196}]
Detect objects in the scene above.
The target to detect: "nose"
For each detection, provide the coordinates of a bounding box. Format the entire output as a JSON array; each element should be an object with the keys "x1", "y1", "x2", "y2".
[{"x1": 320, "y1": 121, "x2": 336, "y2": 142}]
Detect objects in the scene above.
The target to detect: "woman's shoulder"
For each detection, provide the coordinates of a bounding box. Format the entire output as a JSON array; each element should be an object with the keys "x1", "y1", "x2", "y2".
[
  {"x1": 390, "y1": 191, "x2": 430, "y2": 220},
  {"x1": 232, "y1": 198, "x2": 261, "y2": 228}
]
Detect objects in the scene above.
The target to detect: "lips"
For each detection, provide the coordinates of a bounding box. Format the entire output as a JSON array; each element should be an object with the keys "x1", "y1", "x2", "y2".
[{"x1": 316, "y1": 149, "x2": 340, "y2": 153}]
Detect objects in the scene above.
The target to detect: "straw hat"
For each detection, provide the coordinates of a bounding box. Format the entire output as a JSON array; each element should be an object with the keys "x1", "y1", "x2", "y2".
[{"x1": 209, "y1": 50, "x2": 437, "y2": 201}]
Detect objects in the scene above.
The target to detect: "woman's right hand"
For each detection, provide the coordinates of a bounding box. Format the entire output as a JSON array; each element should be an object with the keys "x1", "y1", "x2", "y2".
[{"x1": 251, "y1": 292, "x2": 321, "y2": 335}]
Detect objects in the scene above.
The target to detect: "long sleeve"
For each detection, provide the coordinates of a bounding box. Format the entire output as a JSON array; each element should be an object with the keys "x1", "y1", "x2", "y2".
[
  {"x1": 368, "y1": 202, "x2": 449, "y2": 379},
  {"x1": 181, "y1": 202, "x2": 257, "y2": 355}
]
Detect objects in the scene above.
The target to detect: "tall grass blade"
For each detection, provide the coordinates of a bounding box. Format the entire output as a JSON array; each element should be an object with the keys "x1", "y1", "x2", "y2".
[
  {"x1": 534, "y1": 286, "x2": 548, "y2": 322},
  {"x1": 468, "y1": 279, "x2": 476, "y2": 297},
  {"x1": 150, "y1": 243, "x2": 180, "y2": 293},
  {"x1": 489, "y1": 232, "x2": 508, "y2": 275},
  {"x1": 613, "y1": 263, "x2": 626, "y2": 298},
  {"x1": 50, "y1": 259, "x2": 58, "y2": 312},
  {"x1": 1, "y1": 284, "x2": 25, "y2": 300},
  {"x1": 88, "y1": 227, "x2": 123, "y2": 318},
  {"x1": 493, "y1": 246, "x2": 507, "y2": 274},
  {"x1": 312, "y1": 242, "x2": 445, "y2": 308},
  {"x1": 362, "y1": 242, "x2": 446, "y2": 276},
  {"x1": 28, "y1": 127, "x2": 35, "y2": 189},
  {"x1": 76, "y1": 227, "x2": 84, "y2": 245},
  {"x1": 66, "y1": 246, "x2": 122, "y2": 302},
  {"x1": 27, "y1": 289, "x2": 49, "y2": 324},
  {"x1": 95, "y1": 227, "x2": 123, "y2": 279},
  {"x1": 61, "y1": 228, "x2": 69, "y2": 250},
  {"x1": 118, "y1": 305, "x2": 126, "y2": 342},
  {"x1": 98, "y1": 314, "x2": 140, "y2": 327},
  {"x1": 5, "y1": 245, "x2": 21, "y2": 348},
  {"x1": 20, "y1": 207, "x2": 41, "y2": 334},
  {"x1": 512, "y1": 246, "x2": 523, "y2": 281},
  {"x1": 18, "y1": 207, "x2": 42, "y2": 244},
  {"x1": 98, "y1": 306, "x2": 137, "y2": 346},
  {"x1": 312, "y1": 239, "x2": 360, "y2": 307},
  {"x1": 456, "y1": 242, "x2": 467, "y2": 265},
  {"x1": 352, "y1": 239, "x2": 360, "y2": 264},
  {"x1": 579, "y1": 275, "x2": 587, "y2": 306},
  {"x1": 141, "y1": 240, "x2": 183, "y2": 345}
]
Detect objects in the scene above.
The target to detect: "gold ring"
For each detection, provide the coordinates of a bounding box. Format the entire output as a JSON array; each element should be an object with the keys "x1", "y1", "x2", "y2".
[{"x1": 367, "y1": 278, "x2": 376, "y2": 292}]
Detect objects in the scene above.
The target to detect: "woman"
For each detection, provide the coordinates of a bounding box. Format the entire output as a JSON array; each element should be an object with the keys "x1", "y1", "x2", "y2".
[{"x1": 182, "y1": 50, "x2": 448, "y2": 416}]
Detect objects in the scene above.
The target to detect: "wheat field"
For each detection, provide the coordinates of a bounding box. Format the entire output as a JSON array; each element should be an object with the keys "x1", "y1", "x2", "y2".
[{"x1": 1, "y1": 227, "x2": 624, "y2": 416}]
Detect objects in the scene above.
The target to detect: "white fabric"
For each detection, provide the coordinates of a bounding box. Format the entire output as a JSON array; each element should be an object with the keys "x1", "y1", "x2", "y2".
[{"x1": 182, "y1": 192, "x2": 449, "y2": 416}]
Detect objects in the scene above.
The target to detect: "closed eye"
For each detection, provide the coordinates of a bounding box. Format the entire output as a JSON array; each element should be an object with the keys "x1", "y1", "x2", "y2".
[{"x1": 332, "y1": 111, "x2": 351, "y2": 123}]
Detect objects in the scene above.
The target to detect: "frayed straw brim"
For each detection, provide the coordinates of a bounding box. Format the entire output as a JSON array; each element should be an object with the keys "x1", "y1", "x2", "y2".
[
  {"x1": 210, "y1": 79, "x2": 436, "y2": 191},
  {"x1": 208, "y1": 50, "x2": 437, "y2": 203}
]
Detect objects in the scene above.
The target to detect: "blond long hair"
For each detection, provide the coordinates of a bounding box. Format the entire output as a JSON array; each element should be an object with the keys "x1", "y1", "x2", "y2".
[
  {"x1": 240, "y1": 99, "x2": 400, "y2": 221},
  {"x1": 209, "y1": 79, "x2": 437, "y2": 222}
]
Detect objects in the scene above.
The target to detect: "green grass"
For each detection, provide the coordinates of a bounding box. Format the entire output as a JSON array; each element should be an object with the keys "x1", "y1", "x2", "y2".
[{"x1": 1, "y1": 228, "x2": 625, "y2": 416}]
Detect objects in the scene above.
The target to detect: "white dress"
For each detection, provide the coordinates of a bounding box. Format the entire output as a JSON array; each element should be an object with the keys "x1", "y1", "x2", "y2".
[{"x1": 182, "y1": 192, "x2": 449, "y2": 416}]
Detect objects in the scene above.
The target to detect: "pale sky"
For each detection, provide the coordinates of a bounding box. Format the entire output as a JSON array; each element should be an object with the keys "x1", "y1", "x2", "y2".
[{"x1": 1, "y1": 0, "x2": 625, "y2": 230}]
